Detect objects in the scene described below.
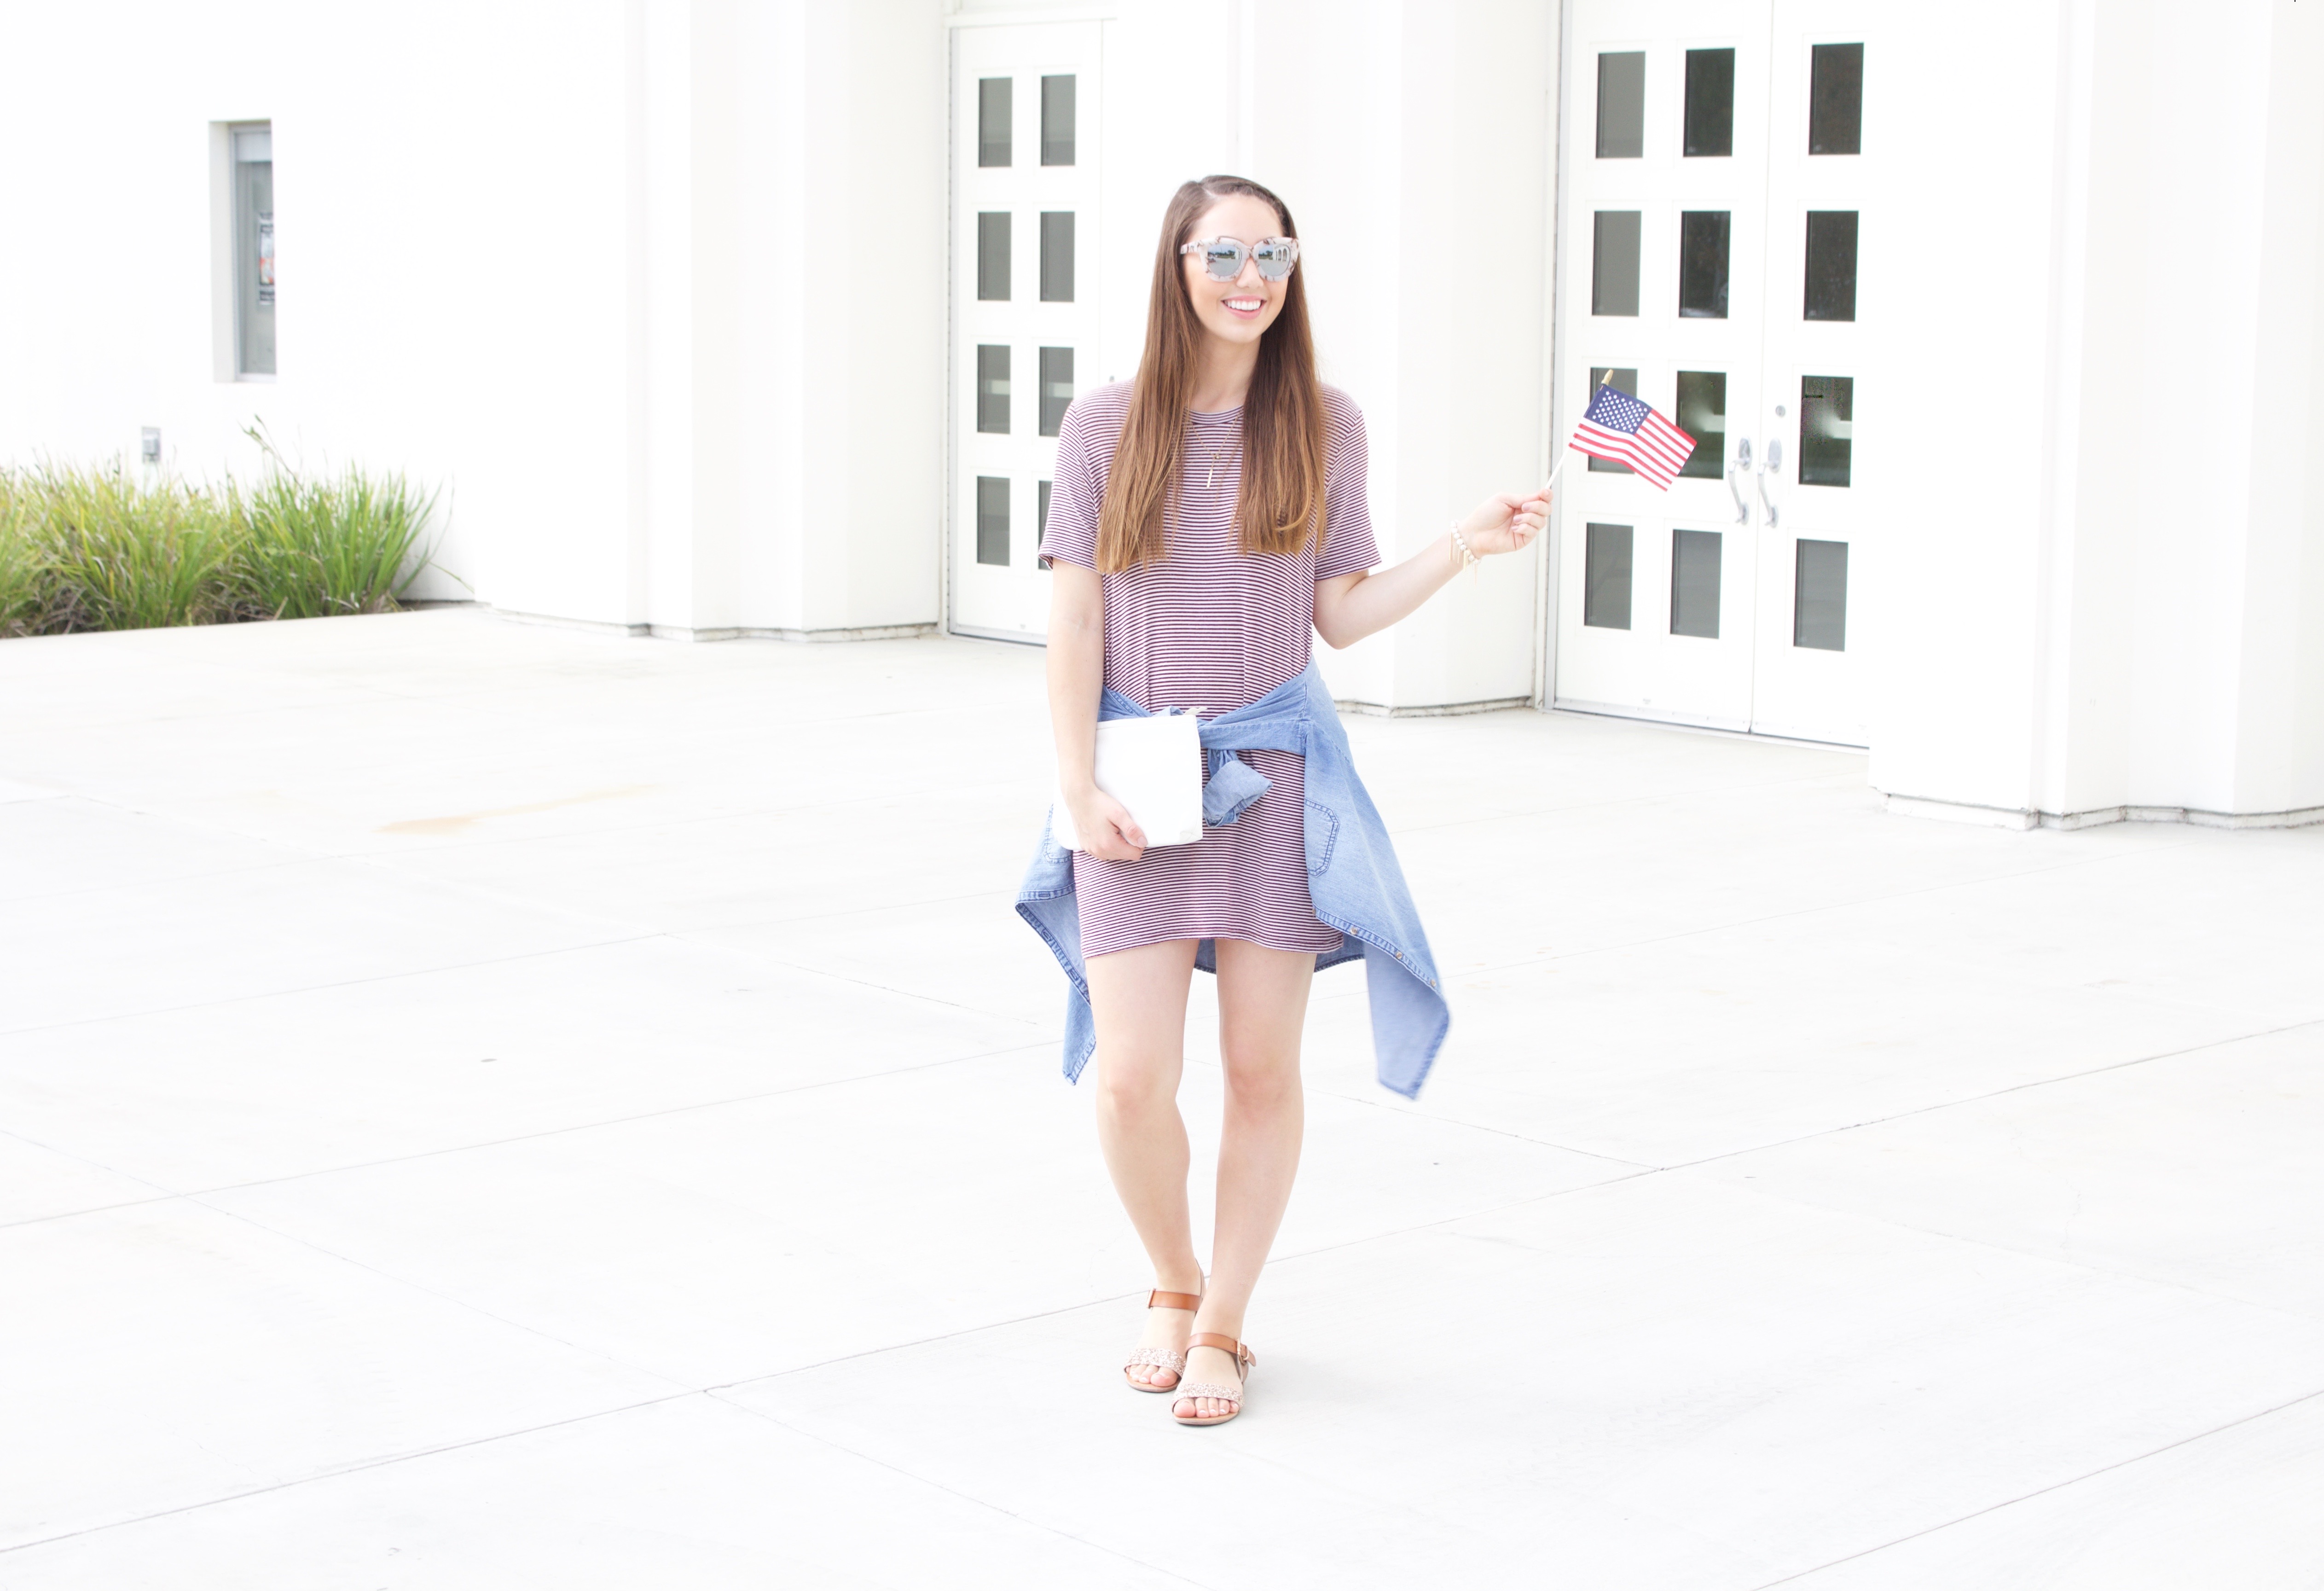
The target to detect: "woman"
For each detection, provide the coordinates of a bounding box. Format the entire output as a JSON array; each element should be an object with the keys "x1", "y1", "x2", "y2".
[{"x1": 1019, "y1": 175, "x2": 1544, "y2": 1427}]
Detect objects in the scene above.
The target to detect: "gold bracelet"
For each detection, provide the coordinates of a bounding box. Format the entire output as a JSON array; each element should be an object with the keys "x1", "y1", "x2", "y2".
[{"x1": 1448, "y1": 521, "x2": 1478, "y2": 570}]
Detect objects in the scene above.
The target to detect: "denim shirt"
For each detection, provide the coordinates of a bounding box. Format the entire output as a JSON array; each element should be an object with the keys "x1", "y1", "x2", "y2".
[{"x1": 1015, "y1": 662, "x2": 1450, "y2": 1098}]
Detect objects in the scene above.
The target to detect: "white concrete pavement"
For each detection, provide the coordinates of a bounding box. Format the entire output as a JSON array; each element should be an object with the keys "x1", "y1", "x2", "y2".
[{"x1": 0, "y1": 608, "x2": 2318, "y2": 1589}]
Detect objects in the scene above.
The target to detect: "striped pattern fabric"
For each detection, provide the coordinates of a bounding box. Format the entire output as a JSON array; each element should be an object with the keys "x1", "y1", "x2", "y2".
[
  {"x1": 1570, "y1": 383, "x2": 1697, "y2": 488},
  {"x1": 1044, "y1": 381, "x2": 1378, "y2": 958}
]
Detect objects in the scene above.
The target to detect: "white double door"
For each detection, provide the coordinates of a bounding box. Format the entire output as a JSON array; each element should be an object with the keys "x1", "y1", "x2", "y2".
[
  {"x1": 949, "y1": 22, "x2": 1102, "y2": 643},
  {"x1": 1555, "y1": 0, "x2": 1871, "y2": 745}
]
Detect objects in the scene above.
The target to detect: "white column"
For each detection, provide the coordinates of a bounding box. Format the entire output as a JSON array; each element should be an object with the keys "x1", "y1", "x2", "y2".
[
  {"x1": 1251, "y1": 0, "x2": 1559, "y2": 713},
  {"x1": 631, "y1": 0, "x2": 705, "y2": 635},
  {"x1": 1873, "y1": 0, "x2": 2324, "y2": 827},
  {"x1": 627, "y1": 0, "x2": 947, "y2": 641}
]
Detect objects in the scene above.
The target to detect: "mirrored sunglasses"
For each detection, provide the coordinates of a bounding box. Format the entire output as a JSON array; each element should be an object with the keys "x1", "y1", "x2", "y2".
[{"x1": 1179, "y1": 236, "x2": 1301, "y2": 282}]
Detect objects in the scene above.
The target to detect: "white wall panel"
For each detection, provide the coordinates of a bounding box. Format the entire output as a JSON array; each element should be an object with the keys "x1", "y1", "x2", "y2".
[
  {"x1": 1872, "y1": 0, "x2": 2324, "y2": 824},
  {"x1": 0, "y1": 1, "x2": 636, "y2": 622},
  {"x1": 2233, "y1": 0, "x2": 2324, "y2": 817},
  {"x1": 1257, "y1": 0, "x2": 1556, "y2": 712},
  {"x1": 2, "y1": 0, "x2": 2314, "y2": 812},
  {"x1": 0, "y1": 0, "x2": 946, "y2": 640}
]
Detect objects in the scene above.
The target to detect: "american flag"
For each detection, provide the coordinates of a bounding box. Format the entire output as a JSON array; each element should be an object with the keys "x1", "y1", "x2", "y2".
[{"x1": 1570, "y1": 383, "x2": 1696, "y2": 488}]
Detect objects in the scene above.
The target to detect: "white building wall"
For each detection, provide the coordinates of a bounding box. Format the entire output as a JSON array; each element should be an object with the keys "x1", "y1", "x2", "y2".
[
  {"x1": 6, "y1": 0, "x2": 2317, "y2": 815},
  {"x1": 525, "y1": 0, "x2": 950, "y2": 639},
  {"x1": 1251, "y1": 0, "x2": 1556, "y2": 713},
  {"x1": 2235, "y1": 0, "x2": 2324, "y2": 817},
  {"x1": 1859, "y1": 1, "x2": 2063, "y2": 817},
  {"x1": 0, "y1": 0, "x2": 947, "y2": 641},
  {"x1": 0, "y1": 3, "x2": 637, "y2": 620},
  {"x1": 640, "y1": 0, "x2": 947, "y2": 639},
  {"x1": 1872, "y1": 0, "x2": 2324, "y2": 826},
  {"x1": 795, "y1": 0, "x2": 949, "y2": 636}
]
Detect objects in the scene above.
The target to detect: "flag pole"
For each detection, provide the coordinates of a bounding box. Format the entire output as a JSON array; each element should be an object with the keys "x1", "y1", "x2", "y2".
[{"x1": 1545, "y1": 369, "x2": 1611, "y2": 495}]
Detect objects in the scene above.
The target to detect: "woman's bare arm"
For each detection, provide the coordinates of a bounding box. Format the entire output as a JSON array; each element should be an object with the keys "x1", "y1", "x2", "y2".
[
  {"x1": 1046, "y1": 562, "x2": 1147, "y2": 860},
  {"x1": 1312, "y1": 488, "x2": 1549, "y2": 650}
]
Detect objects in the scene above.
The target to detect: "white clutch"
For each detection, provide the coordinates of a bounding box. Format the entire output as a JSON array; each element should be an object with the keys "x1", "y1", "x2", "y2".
[{"x1": 1052, "y1": 712, "x2": 1205, "y2": 850}]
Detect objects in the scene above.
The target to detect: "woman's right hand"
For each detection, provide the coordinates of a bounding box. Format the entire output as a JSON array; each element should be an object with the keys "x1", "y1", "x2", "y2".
[{"x1": 1066, "y1": 784, "x2": 1147, "y2": 861}]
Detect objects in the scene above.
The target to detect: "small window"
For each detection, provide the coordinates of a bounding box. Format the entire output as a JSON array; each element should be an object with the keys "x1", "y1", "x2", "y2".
[
  {"x1": 1596, "y1": 52, "x2": 1645, "y2": 158},
  {"x1": 1800, "y1": 376, "x2": 1854, "y2": 486},
  {"x1": 1803, "y1": 212, "x2": 1858, "y2": 321},
  {"x1": 1683, "y1": 48, "x2": 1735, "y2": 157},
  {"x1": 1040, "y1": 212, "x2": 1075, "y2": 302},
  {"x1": 1039, "y1": 347, "x2": 1073, "y2": 437},
  {"x1": 1793, "y1": 539, "x2": 1848, "y2": 650},
  {"x1": 1587, "y1": 367, "x2": 1637, "y2": 474},
  {"x1": 233, "y1": 125, "x2": 275, "y2": 377},
  {"x1": 979, "y1": 79, "x2": 1012, "y2": 167},
  {"x1": 977, "y1": 345, "x2": 1010, "y2": 434},
  {"x1": 1809, "y1": 44, "x2": 1865, "y2": 155},
  {"x1": 1670, "y1": 528, "x2": 1722, "y2": 638},
  {"x1": 1037, "y1": 480, "x2": 1053, "y2": 558},
  {"x1": 1041, "y1": 75, "x2": 1076, "y2": 165},
  {"x1": 1592, "y1": 213, "x2": 1641, "y2": 317},
  {"x1": 1584, "y1": 523, "x2": 1634, "y2": 629},
  {"x1": 977, "y1": 477, "x2": 1010, "y2": 566},
  {"x1": 977, "y1": 213, "x2": 1011, "y2": 302},
  {"x1": 1678, "y1": 211, "x2": 1731, "y2": 318},
  {"x1": 1675, "y1": 372, "x2": 1726, "y2": 479}
]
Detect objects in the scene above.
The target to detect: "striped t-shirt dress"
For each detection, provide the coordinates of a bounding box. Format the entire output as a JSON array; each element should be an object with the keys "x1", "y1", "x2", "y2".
[{"x1": 1042, "y1": 380, "x2": 1379, "y2": 958}]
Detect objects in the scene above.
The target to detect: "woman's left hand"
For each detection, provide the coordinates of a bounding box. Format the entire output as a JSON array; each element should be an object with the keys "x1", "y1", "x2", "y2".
[{"x1": 1460, "y1": 487, "x2": 1552, "y2": 557}]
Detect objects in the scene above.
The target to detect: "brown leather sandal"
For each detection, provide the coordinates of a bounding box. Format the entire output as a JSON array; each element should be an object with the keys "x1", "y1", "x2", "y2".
[
  {"x1": 1171, "y1": 1333, "x2": 1255, "y2": 1426},
  {"x1": 1123, "y1": 1289, "x2": 1202, "y2": 1393}
]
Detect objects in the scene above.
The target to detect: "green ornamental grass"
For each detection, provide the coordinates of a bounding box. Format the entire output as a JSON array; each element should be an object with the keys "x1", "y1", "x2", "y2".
[
  {"x1": 0, "y1": 432, "x2": 442, "y2": 637},
  {"x1": 233, "y1": 428, "x2": 439, "y2": 621},
  {"x1": 0, "y1": 474, "x2": 50, "y2": 637},
  {"x1": 38, "y1": 463, "x2": 238, "y2": 631}
]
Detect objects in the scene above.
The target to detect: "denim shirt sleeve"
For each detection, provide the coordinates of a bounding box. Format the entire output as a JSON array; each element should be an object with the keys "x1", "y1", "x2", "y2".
[{"x1": 1014, "y1": 662, "x2": 1451, "y2": 1098}]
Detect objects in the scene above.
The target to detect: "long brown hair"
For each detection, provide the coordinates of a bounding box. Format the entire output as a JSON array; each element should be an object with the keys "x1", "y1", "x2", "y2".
[{"x1": 1096, "y1": 175, "x2": 1327, "y2": 571}]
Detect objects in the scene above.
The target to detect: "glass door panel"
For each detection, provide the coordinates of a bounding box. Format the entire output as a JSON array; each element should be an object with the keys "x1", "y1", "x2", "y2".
[
  {"x1": 1555, "y1": 0, "x2": 1772, "y2": 733},
  {"x1": 1748, "y1": 0, "x2": 1873, "y2": 744},
  {"x1": 1554, "y1": 0, "x2": 1872, "y2": 747},
  {"x1": 951, "y1": 22, "x2": 1101, "y2": 643}
]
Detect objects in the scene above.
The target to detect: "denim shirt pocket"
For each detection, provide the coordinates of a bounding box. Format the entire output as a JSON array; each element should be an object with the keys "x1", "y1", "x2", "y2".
[{"x1": 1304, "y1": 799, "x2": 1339, "y2": 877}]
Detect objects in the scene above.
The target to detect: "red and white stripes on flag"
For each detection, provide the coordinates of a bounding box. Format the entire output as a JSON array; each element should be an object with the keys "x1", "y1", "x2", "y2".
[{"x1": 1569, "y1": 383, "x2": 1697, "y2": 489}]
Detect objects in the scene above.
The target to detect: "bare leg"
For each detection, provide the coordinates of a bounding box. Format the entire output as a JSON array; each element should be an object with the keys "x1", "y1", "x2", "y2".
[
  {"x1": 1181, "y1": 937, "x2": 1313, "y2": 1418},
  {"x1": 1086, "y1": 938, "x2": 1203, "y2": 1387}
]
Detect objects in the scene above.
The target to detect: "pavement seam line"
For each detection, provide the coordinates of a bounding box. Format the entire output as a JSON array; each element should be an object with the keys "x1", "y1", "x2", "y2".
[
  {"x1": 1362, "y1": 1014, "x2": 2324, "y2": 1250},
  {"x1": 1660, "y1": 1012, "x2": 2324, "y2": 1174},
  {"x1": 0, "y1": 1126, "x2": 182, "y2": 1211},
  {"x1": 1741, "y1": 1384, "x2": 2324, "y2": 1590},
  {"x1": 346, "y1": 777, "x2": 1041, "y2": 857},
  {"x1": 0, "y1": 912, "x2": 1048, "y2": 1042},
  {"x1": 1435, "y1": 828, "x2": 2215, "y2": 991},
  {"x1": 697, "y1": 1173, "x2": 1653, "y2": 1396},
  {"x1": 707, "y1": 1392, "x2": 1222, "y2": 1591},
  {"x1": 179, "y1": 1191, "x2": 699, "y2": 1390},
  {"x1": 1703, "y1": 1174, "x2": 2324, "y2": 1326},
  {"x1": 1388, "y1": 768, "x2": 1870, "y2": 834},
  {"x1": 664, "y1": 924, "x2": 1054, "y2": 1021},
  {"x1": 0, "y1": 1038, "x2": 1062, "y2": 1231},
  {"x1": 0, "y1": 930, "x2": 672, "y2": 1041},
  {"x1": 1303, "y1": 1011, "x2": 2320, "y2": 1173},
  {"x1": 0, "y1": 1388, "x2": 704, "y2": 1560}
]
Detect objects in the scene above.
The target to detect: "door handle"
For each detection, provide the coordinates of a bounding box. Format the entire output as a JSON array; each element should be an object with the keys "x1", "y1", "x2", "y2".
[
  {"x1": 1756, "y1": 437, "x2": 1782, "y2": 528},
  {"x1": 1726, "y1": 437, "x2": 1752, "y2": 525}
]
